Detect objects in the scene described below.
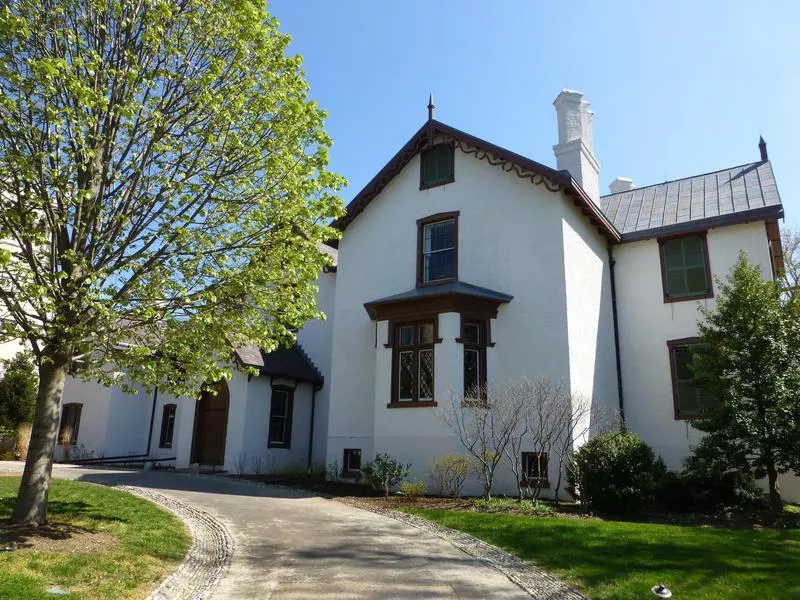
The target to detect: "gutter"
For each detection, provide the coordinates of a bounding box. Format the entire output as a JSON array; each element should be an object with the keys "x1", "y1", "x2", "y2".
[{"x1": 607, "y1": 244, "x2": 626, "y2": 428}]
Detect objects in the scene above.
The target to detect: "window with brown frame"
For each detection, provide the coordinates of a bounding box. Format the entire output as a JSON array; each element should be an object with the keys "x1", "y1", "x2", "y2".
[
  {"x1": 268, "y1": 386, "x2": 294, "y2": 448},
  {"x1": 417, "y1": 212, "x2": 458, "y2": 286},
  {"x1": 668, "y1": 338, "x2": 716, "y2": 419},
  {"x1": 521, "y1": 452, "x2": 549, "y2": 487},
  {"x1": 459, "y1": 319, "x2": 488, "y2": 401},
  {"x1": 659, "y1": 234, "x2": 713, "y2": 302},
  {"x1": 391, "y1": 322, "x2": 436, "y2": 405},
  {"x1": 420, "y1": 143, "x2": 455, "y2": 189},
  {"x1": 159, "y1": 404, "x2": 177, "y2": 448},
  {"x1": 58, "y1": 403, "x2": 82, "y2": 446}
]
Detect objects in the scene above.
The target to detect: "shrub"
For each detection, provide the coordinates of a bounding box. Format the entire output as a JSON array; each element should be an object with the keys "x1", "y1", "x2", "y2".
[
  {"x1": 400, "y1": 480, "x2": 427, "y2": 500},
  {"x1": 0, "y1": 352, "x2": 37, "y2": 430},
  {"x1": 656, "y1": 437, "x2": 765, "y2": 512},
  {"x1": 568, "y1": 431, "x2": 666, "y2": 513},
  {"x1": 430, "y1": 453, "x2": 471, "y2": 497},
  {"x1": 362, "y1": 453, "x2": 411, "y2": 497}
]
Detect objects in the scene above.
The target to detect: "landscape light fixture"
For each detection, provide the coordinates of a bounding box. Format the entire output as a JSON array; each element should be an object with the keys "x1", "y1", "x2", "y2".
[{"x1": 651, "y1": 584, "x2": 672, "y2": 598}]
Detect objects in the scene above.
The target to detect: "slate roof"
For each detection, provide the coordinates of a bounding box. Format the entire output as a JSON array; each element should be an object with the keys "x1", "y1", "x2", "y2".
[
  {"x1": 235, "y1": 343, "x2": 324, "y2": 386},
  {"x1": 366, "y1": 280, "x2": 513, "y2": 306},
  {"x1": 599, "y1": 161, "x2": 783, "y2": 241}
]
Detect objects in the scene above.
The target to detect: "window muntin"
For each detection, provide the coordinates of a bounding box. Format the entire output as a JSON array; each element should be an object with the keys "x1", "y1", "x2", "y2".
[
  {"x1": 58, "y1": 403, "x2": 82, "y2": 446},
  {"x1": 660, "y1": 235, "x2": 711, "y2": 300},
  {"x1": 521, "y1": 452, "x2": 549, "y2": 484},
  {"x1": 420, "y1": 144, "x2": 454, "y2": 188},
  {"x1": 423, "y1": 219, "x2": 456, "y2": 283},
  {"x1": 343, "y1": 448, "x2": 362, "y2": 473},
  {"x1": 461, "y1": 320, "x2": 487, "y2": 401},
  {"x1": 669, "y1": 340, "x2": 715, "y2": 419},
  {"x1": 392, "y1": 321, "x2": 435, "y2": 403},
  {"x1": 268, "y1": 387, "x2": 293, "y2": 448},
  {"x1": 159, "y1": 404, "x2": 177, "y2": 448}
]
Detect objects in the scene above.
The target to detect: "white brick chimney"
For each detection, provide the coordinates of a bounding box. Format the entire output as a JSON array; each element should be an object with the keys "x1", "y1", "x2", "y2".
[
  {"x1": 609, "y1": 177, "x2": 636, "y2": 194},
  {"x1": 553, "y1": 90, "x2": 600, "y2": 203}
]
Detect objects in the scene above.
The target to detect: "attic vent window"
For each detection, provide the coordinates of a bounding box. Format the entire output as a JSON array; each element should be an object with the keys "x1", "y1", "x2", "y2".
[{"x1": 420, "y1": 143, "x2": 455, "y2": 189}]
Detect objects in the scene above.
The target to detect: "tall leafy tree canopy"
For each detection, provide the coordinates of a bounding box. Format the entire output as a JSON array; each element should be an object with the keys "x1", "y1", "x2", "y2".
[
  {"x1": 0, "y1": 0, "x2": 344, "y2": 525},
  {"x1": 694, "y1": 253, "x2": 800, "y2": 511}
]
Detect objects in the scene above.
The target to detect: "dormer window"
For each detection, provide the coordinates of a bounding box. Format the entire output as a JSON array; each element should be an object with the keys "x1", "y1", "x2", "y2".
[
  {"x1": 417, "y1": 212, "x2": 458, "y2": 286},
  {"x1": 420, "y1": 143, "x2": 455, "y2": 189}
]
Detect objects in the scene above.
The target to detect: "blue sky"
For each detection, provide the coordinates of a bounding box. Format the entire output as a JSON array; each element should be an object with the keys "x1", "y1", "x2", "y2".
[{"x1": 271, "y1": 0, "x2": 799, "y2": 228}]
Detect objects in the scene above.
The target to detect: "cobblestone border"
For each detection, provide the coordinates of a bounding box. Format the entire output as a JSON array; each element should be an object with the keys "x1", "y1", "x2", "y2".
[
  {"x1": 336, "y1": 497, "x2": 586, "y2": 600},
  {"x1": 118, "y1": 486, "x2": 233, "y2": 600}
]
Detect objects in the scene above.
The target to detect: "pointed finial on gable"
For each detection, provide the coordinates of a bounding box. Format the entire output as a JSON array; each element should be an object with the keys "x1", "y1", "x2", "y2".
[
  {"x1": 427, "y1": 93, "x2": 435, "y2": 122},
  {"x1": 759, "y1": 136, "x2": 768, "y2": 161}
]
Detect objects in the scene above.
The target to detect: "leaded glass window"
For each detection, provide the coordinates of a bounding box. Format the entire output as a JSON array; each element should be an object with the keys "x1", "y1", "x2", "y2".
[{"x1": 392, "y1": 321, "x2": 436, "y2": 403}]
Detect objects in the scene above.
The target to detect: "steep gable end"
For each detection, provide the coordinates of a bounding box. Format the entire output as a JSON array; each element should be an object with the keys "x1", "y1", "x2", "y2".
[{"x1": 332, "y1": 120, "x2": 620, "y2": 243}]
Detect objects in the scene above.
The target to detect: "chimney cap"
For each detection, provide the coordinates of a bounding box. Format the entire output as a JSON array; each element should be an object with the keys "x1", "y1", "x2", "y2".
[{"x1": 609, "y1": 177, "x2": 636, "y2": 194}]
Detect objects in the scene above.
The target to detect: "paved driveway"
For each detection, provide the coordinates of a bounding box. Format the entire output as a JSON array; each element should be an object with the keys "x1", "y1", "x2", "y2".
[{"x1": 2, "y1": 464, "x2": 531, "y2": 599}]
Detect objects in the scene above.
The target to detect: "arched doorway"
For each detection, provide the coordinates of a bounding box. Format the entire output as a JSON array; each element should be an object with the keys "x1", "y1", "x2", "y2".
[{"x1": 190, "y1": 380, "x2": 229, "y2": 466}]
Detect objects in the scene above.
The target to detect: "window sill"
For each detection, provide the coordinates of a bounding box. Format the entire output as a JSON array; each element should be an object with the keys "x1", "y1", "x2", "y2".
[
  {"x1": 267, "y1": 444, "x2": 291, "y2": 449},
  {"x1": 663, "y1": 290, "x2": 714, "y2": 303},
  {"x1": 386, "y1": 401, "x2": 438, "y2": 409},
  {"x1": 416, "y1": 277, "x2": 456, "y2": 289}
]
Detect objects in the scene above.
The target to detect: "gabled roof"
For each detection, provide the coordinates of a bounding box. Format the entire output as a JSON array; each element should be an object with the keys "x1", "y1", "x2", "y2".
[
  {"x1": 600, "y1": 161, "x2": 783, "y2": 242},
  {"x1": 332, "y1": 120, "x2": 620, "y2": 243},
  {"x1": 235, "y1": 343, "x2": 323, "y2": 386}
]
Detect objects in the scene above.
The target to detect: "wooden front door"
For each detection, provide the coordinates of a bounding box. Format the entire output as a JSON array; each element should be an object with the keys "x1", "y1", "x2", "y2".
[{"x1": 190, "y1": 381, "x2": 229, "y2": 465}]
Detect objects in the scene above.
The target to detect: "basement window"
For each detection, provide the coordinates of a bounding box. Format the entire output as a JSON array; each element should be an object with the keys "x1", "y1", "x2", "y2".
[{"x1": 343, "y1": 448, "x2": 362, "y2": 473}]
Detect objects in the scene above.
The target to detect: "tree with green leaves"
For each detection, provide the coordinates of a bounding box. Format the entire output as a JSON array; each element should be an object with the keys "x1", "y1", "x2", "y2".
[
  {"x1": 781, "y1": 225, "x2": 799, "y2": 301},
  {"x1": 0, "y1": 0, "x2": 343, "y2": 525},
  {"x1": 693, "y1": 253, "x2": 800, "y2": 512},
  {"x1": 0, "y1": 352, "x2": 37, "y2": 430}
]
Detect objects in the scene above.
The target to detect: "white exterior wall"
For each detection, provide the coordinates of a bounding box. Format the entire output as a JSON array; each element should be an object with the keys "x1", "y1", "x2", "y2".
[
  {"x1": 614, "y1": 222, "x2": 773, "y2": 459},
  {"x1": 59, "y1": 377, "x2": 112, "y2": 458},
  {"x1": 328, "y1": 146, "x2": 614, "y2": 495},
  {"x1": 296, "y1": 271, "x2": 336, "y2": 468}
]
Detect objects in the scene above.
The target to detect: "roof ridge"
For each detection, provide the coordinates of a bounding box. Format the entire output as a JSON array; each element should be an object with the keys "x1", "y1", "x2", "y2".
[{"x1": 601, "y1": 160, "x2": 767, "y2": 198}]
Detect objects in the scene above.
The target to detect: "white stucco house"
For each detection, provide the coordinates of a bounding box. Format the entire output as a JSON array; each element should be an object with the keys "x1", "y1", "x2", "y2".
[{"x1": 45, "y1": 90, "x2": 798, "y2": 501}]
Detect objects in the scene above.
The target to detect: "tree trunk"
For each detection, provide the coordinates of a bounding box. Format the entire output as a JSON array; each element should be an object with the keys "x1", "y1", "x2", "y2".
[
  {"x1": 766, "y1": 460, "x2": 782, "y2": 513},
  {"x1": 11, "y1": 356, "x2": 69, "y2": 526}
]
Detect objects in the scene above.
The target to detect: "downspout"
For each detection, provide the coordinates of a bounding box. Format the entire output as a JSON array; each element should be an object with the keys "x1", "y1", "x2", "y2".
[
  {"x1": 307, "y1": 383, "x2": 322, "y2": 472},
  {"x1": 607, "y1": 244, "x2": 626, "y2": 429},
  {"x1": 145, "y1": 385, "x2": 158, "y2": 456}
]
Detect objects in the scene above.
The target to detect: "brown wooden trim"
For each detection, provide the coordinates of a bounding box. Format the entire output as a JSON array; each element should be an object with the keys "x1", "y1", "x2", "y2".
[
  {"x1": 419, "y1": 142, "x2": 455, "y2": 190},
  {"x1": 658, "y1": 232, "x2": 714, "y2": 303},
  {"x1": 332, "y1": 120, "x2": 620, "y2": 243},
  {"x1": 367, "y1": 293, "x2": 505, "y2": 322},
  {"x1": 268, "y1": 385, "x2": 295, "y2": 449},
  {"x1": 385, "y1": 318, "x2": 442, "y2": 348},
  {"x1": 417, "y1": 211, "x2": 459, "y2": 288},
  {"x1": 390, "y1": 320, "x2": 436, "y2": 405},
  {"x1": 386, "y1": 401, "x2": 438, "y2": 408},
  {"x1": 765, "y1": 220, "x2": 785, "y2": 279},
  {"x1": 667, "y1": 337, "x2": 703, "y2": 421}
]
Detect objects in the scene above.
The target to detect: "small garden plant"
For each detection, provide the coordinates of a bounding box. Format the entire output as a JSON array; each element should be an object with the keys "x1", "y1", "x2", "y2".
[{"x1": 362, "y1": 453, "x2": 411, "y2": 497}]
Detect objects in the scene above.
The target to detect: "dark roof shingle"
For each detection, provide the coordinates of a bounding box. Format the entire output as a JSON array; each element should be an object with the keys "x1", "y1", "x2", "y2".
[
  {"x1": 235, "y1": 343, "x2": 323, "y2": 385},
  {"x1": 600, "y1": 161, "x2": 783, "y2": 241}
]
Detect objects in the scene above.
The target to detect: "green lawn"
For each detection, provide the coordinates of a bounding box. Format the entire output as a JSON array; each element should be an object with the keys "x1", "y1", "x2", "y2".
[
  {"x1": 405, "y1": 508, "x2": 800, "y2": 600},
  {"x1": 0, "y1": 477, "x2": 190, "y2": 599}
]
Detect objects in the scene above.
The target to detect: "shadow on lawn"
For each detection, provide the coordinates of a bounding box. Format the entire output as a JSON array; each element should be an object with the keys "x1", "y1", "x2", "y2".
[{"x1": 424, "y1": 511, "x2": 799, "y2": 594}]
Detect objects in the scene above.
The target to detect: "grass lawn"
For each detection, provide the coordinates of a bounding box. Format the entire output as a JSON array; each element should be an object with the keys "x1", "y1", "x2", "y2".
[
  {"x1": 0, "y1": 477, "x2": 190, "y2": 599},
  {"x1": 405, "y1": 508, "x2": 800, "y2": 600}
]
